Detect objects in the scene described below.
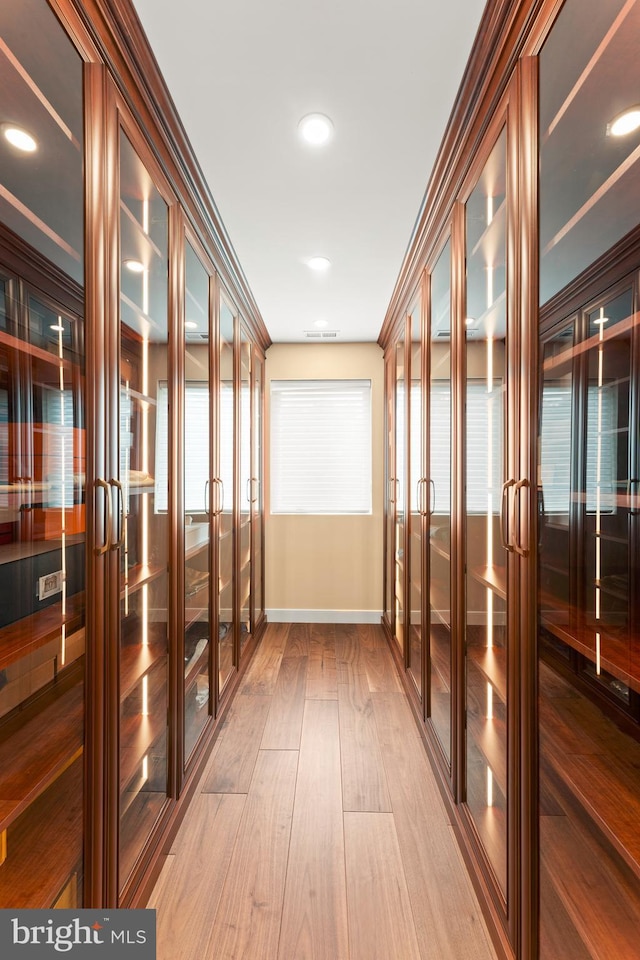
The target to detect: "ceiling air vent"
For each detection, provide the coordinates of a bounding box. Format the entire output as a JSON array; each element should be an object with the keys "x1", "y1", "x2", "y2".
[
  {"x1": 304, "y1": 331, "x2": 322, "y2": 338},
  {"x1": 304, "y1": 330, "x2": 340, "y2": 339},
  {"x1": 436, "y1": 330, "x2": 450, "y2": 338}
]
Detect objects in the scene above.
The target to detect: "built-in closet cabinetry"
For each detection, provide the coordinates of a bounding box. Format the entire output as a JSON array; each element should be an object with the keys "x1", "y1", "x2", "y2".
[
  {"x1": 382, "y1": 0, "x2": 640, "y2": 956},
  {"x1": 0, "y1": 0, "x2": 268, "y2": 911}
]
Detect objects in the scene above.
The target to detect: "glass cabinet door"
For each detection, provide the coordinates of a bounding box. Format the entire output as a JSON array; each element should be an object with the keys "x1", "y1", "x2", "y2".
[
  {"x1": 463, "y1": 126, "x2": 509, "y2": 896},
  {"x1": 217, "y1": 296, "x2": 235, "y2": 694},
  {"x1": 251, "y1": 351, "x2": 264, "y2": 633},
  {"x1": 183, "y1": 240, "x2": 211, "y2": 763},
  {"x1": 428, "y1": 239, "x2": 453, "y2": 762},
  {"x1": 239, "y1": 327, "x2": 251, "y2": 652},
  {"x1": 0, "y1": 0, "x2": 86, "y2": 907},
  {"x1": 384, "y1": 356, "x2": 396, "y2": 635},
  {"x1": 394, "y1": 337, "x2": 406, "y2": 656},
  {"x1": 408, "y1": 295, "x2": 424, "y2": 697},
  {"x1": 117, "y1": 131, "x2": 170, "y2": 893}
]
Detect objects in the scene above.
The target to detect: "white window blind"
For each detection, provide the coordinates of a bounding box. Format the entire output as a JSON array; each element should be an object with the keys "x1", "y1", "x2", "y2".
[
  {"x1": 42, "y1": 387, "x2": 74, "y2": 508},
  {"x1": 270, "y1": 379, "x2": 372, "y2": 515}
]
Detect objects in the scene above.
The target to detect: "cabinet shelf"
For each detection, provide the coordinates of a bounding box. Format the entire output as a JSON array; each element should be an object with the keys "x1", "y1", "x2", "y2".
[
  {"x1": 120, "y1": 643, "x2": 166, "y2": 701},
  {"x1": 119, "y1": 710, "x2": 166, "y2": 794},
  {"x1": 467, "y1": 708, "x2": 507, "y2": 796},
  {"x1": 429, "y1": 539, "x2": 451, "y2": 563},
  {"x1": 467, "y1": 644, "x2": 507, "y2": 702},
  {"x1": 0, "y1": 592, "x2": 85, "y2": 671},
  {"x1": 0, "y1": 757, "x2": 83, "y2": 908},
  {"x1": 540, "y1": 615, "x2": 640, "y2": 694},
  {"x1": 470, "y1": 564, "x2": 507, "y2": 600},
  {"x1": 0, "y1": 674, "x2": 83, "y2": 834},
  {"x1": 121, "y1": 562, "x2": 165, "y2": 597},
  {"x1": 185, "y1": 642, "x2": 209, "y2": 690},
  {"x1": 0, "y1": 327, "x2": 75, "y2": 372}
]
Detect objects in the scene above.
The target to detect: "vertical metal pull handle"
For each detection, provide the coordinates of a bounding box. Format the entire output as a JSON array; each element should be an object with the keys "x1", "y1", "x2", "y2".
[
  {"x1": 513, "y1": 478, "x2": 529, "y2": 557},
  {"x1": 205, "y1": 479, "x2": 210, "y2": 515},
  {"x1": 94, "y1": 478, "x2": 112, "y2": 556},
  {"x1": 630, "y1": 478, "x2": 640, "y2": 516},
  {"x1": 250, "y1": 477, "x2": 259, "y2": 503},
  {"x1": 246, "y1": 478, "x2": 251, "y2": 503},
  {"x1": 109, "y1": 478, "x2": 124, "y2": 549},
  {"x1": 389, "y1": 477, "x2": 396, "y2": 504},
  {"x1": 429, "y1": 479, "x2": 436, "y2": 515},
  {"x1": 500, "y1": 479, "x2": 516, "y2": 552}
]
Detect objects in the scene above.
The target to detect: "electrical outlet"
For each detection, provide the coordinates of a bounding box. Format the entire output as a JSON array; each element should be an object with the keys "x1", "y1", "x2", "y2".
[{"x1": 38, "y1": 570, "x2": 64, "y2": 601}]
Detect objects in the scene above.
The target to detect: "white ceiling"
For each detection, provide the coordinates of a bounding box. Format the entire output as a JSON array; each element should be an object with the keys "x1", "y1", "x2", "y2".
[{"x1": 132, "y1": 0, "x2": 487, "y2": 343}]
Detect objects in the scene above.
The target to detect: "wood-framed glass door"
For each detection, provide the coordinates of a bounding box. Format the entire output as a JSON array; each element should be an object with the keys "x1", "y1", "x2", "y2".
[
  {"x1": 217, "y1": 291, "x2": 236, "y2": 697},
  {"x1": 182, "y1": 234, "x2": 213, "y2": 766},
  {"x1": 462, "y1": 110, "x2": 514, "y2": 913},
  {"x1": 113, "y1": 115, "x2": 174, "y2": 899},
  {"x1": 427, "y1": 234, "x2": 454, "y2": 766},
  {"x1": 408, "y1": 288, "x2": 425, "y2": 699},
  {"x1": 251, "y1": 348, "x2": 265, "y2": 635},
  {"x1": 239, "y1": 323, "x2": 251, "y2": 654}
]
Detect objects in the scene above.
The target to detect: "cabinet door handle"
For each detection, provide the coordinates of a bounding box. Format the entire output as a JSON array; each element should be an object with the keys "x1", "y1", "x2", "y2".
[
  {"x1": 513, "y1": 478, "x2": 529, "y2": 557},
  {"x1": 205, "y1": 479, "x2": 210, "y2": 516},
  {"x1": 629, "y1": 478, "x2": 640, "y2": 516},
  {"x1": 246, "y1": 478, "x2": 252, "y2": 503},
  {"x1": 217, "y1": 478, "x2": 225, "y2": 514},
  {"x1": 389, "y1": 477, "x2": 396, "y2": 504},
  {"x1": 95, "y1": 478, "x2": 112, "y2": 556},
  {"x1": 109, "y1": 478, "x2": 124, "y2": 549},
  {"x1": 500, "y1": 479, "x2": 516, "y2": 552},
  {"x1": 250, "y1": 477, "x2": 259, "y2": 504},
  {"x1": 429, "y1": 479, "x2": 436, "y2": 515}
]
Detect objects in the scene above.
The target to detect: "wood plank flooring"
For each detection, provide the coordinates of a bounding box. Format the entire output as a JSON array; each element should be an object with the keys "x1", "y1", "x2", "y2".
[{"x1": 148, "y1": 623, "x2": 497, "y2": 960}]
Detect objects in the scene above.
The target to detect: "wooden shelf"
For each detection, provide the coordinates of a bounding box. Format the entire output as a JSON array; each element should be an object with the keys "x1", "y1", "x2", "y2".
[
  {"x1": 467, "y1": 694, "x2": 507, "y2": 794},
  {"x1": 0, "y1": 757, "x2": 83, "y2": 908},
  {"x1": 470, "y1": 563, "x2": 506, "y2": 600},
  {"x1": 0, "y1": 676, "x2": 83, "y2": 834},
  {"x1": 120, "y1": 642, "x2": 166, "y2": 701},
  {"x1": 120, "y1": 710, "x2": 166, "y2": 793},
  {"x1": 121, "y1": 561, "x2": 165, "y2": 597},
  {"x1": 0, "y1": 591, "x2": 84, "y2": 671},
  {"x1": 185, "y1": 641, "x2": 209, "y2": 689},
  {"x1": 0, "y1": 327, "x2": 74, "y2": 371},
  {"x1": 540, "y1": 615, "x2": 640, "y2": 694},
  {"x1": 467, "y1": 643, "x2": 507, "y2": 702}
]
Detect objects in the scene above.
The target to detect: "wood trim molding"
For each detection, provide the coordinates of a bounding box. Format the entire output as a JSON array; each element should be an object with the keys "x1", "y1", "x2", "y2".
[
  {"x1": 73, "y1": 0, "x2": 270, "y2": 353},
  {"x1": 379, "y1": 0, "x2": 552, "y2": 350}
]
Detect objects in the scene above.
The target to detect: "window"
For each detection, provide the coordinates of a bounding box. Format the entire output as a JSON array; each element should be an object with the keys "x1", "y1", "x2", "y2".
[{"x1": 270, "y1": 379, "x2": 372, "y2": 515}]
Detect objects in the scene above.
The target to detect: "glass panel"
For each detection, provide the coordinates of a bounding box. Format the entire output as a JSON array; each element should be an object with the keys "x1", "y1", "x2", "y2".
[
  {"x1": 464, "y1": 127, "x2": 508, "y2": 895},
  {"x1": 252, "y1": 354, "x2": 264, "y2": 626},
  {"x1": 539, "y1": 3, "x2": 640, "y2": 954},
  {"x1": 183, "y1": 241, "x2": 211, "y2": 763},
  {"x1": 384, "y1": 359, "x2": 395, "y2": 631},
  {"x1": 429, "y1": 239, "x2": 452, "y2": 760},
  {"x1": 239, "y1": 330, "x2": 251, "y2": 649},
  {"x1": 118, "y1": 132, "x2": 169, "y2": 891},
  {"x1": 394, "y1": 338, "x2": 405, "y2": 655},
  {"x1": 218, "y1": 297, "x2": 235, "y2": 692},
  {"x1": 0, "y1": 0, "x2": 85, "y2": 908},
  {"x1": 408, "y1": 296, "x2": 423, "y2": 696}
]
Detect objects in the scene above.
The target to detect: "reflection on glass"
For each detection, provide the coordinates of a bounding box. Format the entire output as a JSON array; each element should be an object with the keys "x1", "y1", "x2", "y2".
[
  {"x1": 539, "y1": 3, "x2": 640, "y2": 954},
  {"x1": 239, "y1": 330, "x2": 251, "y2": 649},
  {"x1": 395, "y1": 339, "x2": 405, "y2": 654},
  {"x1": 408, "y1": 296, "x2": 423, "y2": 696},
  {"x1": 218, "y1": 297, "x2": 235, "y2": 692},
  {"x1": 464, "y1": 127, "x2": 508, "y2": 895},
  {"x1": 0, "y1": 1, "x2": 85, "y2": 907},
  {"x1": 183, "y1": 242, "x2": 211, "y2": 762},
  {"x1": 428, "y1": 240, "x2": 452, "y2": 760},
  {"x1": 118, "y1": 133, "x2": 169, "y2": 892}
]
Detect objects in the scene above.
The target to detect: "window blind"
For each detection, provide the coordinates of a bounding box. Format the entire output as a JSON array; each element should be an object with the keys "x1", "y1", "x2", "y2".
[{"x1": 270, "y1": 379, "x2": 372, "y2": 515}]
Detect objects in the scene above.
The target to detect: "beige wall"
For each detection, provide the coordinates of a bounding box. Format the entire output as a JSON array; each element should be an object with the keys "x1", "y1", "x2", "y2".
[{"x1": 265, "y1": 343, "x2": 384, "y2": 621}]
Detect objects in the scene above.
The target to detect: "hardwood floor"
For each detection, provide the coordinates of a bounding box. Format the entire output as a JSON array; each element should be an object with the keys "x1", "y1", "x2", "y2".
[{"x1": 149, "y1": 623, "x2": 497, "y2": 960}]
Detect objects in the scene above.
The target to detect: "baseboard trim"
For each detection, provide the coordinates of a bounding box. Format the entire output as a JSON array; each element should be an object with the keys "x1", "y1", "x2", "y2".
[{"x1": 266, "y1": 608, "x2": 382, "y2": 624}]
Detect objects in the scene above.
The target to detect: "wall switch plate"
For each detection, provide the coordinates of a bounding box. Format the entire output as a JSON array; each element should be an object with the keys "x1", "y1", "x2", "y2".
[{"x1": 38, "y1": 570, "x2": 64, "y2": 601}]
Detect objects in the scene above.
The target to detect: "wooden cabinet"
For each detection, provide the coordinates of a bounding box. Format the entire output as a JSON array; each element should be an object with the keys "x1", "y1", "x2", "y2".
[{"x1": 0, "y1": 0, "x2": 268, "y2": 911}]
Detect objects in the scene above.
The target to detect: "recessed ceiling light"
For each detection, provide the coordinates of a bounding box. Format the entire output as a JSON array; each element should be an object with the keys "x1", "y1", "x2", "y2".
[
  {"x1": 593, "y1": 315, "x2": 609, "y2": 325},
  {"x1": 298, "y1": 113, "x2": 334, "y2": 146},
  {"x1": 307, "y1": 256, "x2": 331, "y2": 272},
  {"x1": 2, "y1": 123, "x2": 37, "y2": 153},
  {"x1": 124, "y1": 258, "x2": 145, "y2": 273},
  {"x1": 184, "y1": 320, "x2": 198, "y2": 330},
  {"x1": 313, "y1": 319, "x2": 329, "y2": 328},
  {"x1": 607, "y1": 106, "x2": 640, "y2": 137},
  {"x1": 50, "y1": 323, "x2": 65, "y2": 332},
  {"x1": 465, "y1": 317, "x2": 476, "y2": 327}
]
